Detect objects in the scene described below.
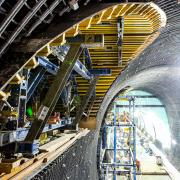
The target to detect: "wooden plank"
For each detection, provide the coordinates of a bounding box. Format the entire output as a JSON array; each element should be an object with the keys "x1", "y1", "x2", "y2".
[{"x1": 79, "y1": 117, "x2": 96, "y2": 129}]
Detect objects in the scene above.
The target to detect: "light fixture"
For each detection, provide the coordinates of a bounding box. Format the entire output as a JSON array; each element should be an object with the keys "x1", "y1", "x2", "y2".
[
  {"x1": 172, "y1": 139, "x2": 177, "y2": 145},
  {"x1": 69, "y1": 0, "x2": 79, "y2": 11}
]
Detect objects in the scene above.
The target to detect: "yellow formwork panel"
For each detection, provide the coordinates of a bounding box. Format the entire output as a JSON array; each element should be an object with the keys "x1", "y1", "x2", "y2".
[
  {"x1": 0, "y1": 2, "x2": 165, "y2": 120},
  {"x1": 50, "y1": 34, "x2": 66, "y2": 46},
  {"x1": 66, "y1": 24, "x2": 79, "y2": 37},
  {"x1": 36, "y1": 45, "x2": 52, "y2": 56},
  {"x1": 18, "y1": 2, "x2": 164, "y2": 118},
  {"x1": 74, "y1": 2, "x2": 164, "y2": 116}
]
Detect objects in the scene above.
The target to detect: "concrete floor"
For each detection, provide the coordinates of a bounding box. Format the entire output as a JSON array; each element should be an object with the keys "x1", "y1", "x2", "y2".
[
  {"x1": 114, "y1": 175, "x2": 170, "y2": 180},
  {"x1": 107, "y1": 135, "x2": 171, "y2": 180},
  {"x1": 137, "y1": 175, "x2": 171, "y2": 180}
]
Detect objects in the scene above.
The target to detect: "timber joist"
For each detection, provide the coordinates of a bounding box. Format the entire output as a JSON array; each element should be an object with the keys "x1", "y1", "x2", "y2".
[
  {"x1": 0, "y1": 91, "x2": 10, "y2": 101},
  {"x1": 9, "y1": 74, "x2": 24, "y2": 85},
  {"x1": 0, "y1": 2, "x2": 166, "y2": 119},
  {"x1": 25, "y1": 57, "x2": 39, "y2": 69}
]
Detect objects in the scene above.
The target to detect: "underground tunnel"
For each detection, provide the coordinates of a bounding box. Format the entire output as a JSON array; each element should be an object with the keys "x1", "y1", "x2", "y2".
[{"x1": 0, "y1": 0, "x2": 180, "y2": 179}]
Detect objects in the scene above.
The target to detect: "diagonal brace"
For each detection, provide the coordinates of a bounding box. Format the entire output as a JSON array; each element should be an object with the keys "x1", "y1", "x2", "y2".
[
  {"x1": 25, "y1": 44, "x2": 82, "y2": 142},
  {"x1": 73, "y1": 76, "x2": 99, "y2": 126}
]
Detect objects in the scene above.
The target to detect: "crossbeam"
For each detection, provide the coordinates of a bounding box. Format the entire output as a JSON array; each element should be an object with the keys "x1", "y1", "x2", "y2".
[{"x1": 116, "y1": 105, "x2": 165, "y2": 108}]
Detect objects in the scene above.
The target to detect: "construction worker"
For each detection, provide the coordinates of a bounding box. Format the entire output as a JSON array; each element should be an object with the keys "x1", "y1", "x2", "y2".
[
  {"x1": 122, "y1": 111, "x2": 130, "y2": 123},
  {"x1": 136, "y1": 159, "x2": 141, "y2": 172}
]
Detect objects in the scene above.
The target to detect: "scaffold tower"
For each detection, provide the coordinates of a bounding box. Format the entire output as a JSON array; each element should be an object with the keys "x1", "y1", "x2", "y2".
[{"x1": 100, "y1": 97, "x2": 136, "y2": 180}]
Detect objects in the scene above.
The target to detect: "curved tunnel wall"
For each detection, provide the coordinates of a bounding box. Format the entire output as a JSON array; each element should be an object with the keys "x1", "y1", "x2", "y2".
[
  {"x1": 97, "y1": 0, "x2": 180, "y2": 172},
  {"x1": 32, "y1": 131, "x2": 98, "y2": 180}
]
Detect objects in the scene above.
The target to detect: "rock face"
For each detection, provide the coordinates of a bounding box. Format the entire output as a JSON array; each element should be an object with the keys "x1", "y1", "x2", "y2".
[{"x1": 33, "y1": 0, "x2": 180, "y2": 179}]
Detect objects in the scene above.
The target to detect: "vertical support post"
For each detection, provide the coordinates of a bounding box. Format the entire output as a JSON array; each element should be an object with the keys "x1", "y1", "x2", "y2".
[
  {"x1": 113, "y1": 102, "x2": 117, "y2": 180},
  {"x1": 84, "y1": 47, "x2": 92, "y2": 70},
  {"x1": 129, "y1": 98, "x2": 132, "y2": 176},
  {"x1": 106, "y1": 165, "x2": 109, "y2": 180},
  {"x1": 102, "y1": 125, "x2": 107, "y2": 149},
  {"x1": 27, "y1": 67, "x2": 46, "y2": 101},
  {"x1": 86, "y1": 95, "x2": 96, "y2": 118},
  {"x1": 117, "y1": 16, "x2": 124, "y2": 66},
  {"x1": 132, "y1": 98, "x2": 136, "y2": 180},
  {"x1": 18, "y1": 69, "x2": 29, "y2": 127}
]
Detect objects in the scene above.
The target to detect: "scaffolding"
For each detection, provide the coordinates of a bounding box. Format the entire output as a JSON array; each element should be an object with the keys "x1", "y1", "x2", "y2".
[{"x1": 100, "y1": 97, "x2": 136, "y2": 180}]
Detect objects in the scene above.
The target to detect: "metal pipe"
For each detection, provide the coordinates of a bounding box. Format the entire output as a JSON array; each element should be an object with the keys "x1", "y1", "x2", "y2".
[
  {"x1": 0, "y1": 6, "x2": 7, "y2": 15},
  {"x1": 0, "y1": 0, "x2": 27, "y2": 37},
  {"x1": 101, "y1": 163, "x2": 133, "y2": 167},
  {"x1": 132, "y1": 98, "x2": 137, "y2": 180},
  {"x1": 59, "y1": 6, "x2": 70, "y2": 16},
  {"x1": 116, "y1": 105, "x2": 165, "y2": 108},
  {"x1": 37, "y1": 56, "x2": 59, "y2": 75},
  {"x1": 74, "y1": 60, "x2": 92, "y2": 80},
  {"x1": 0, "y1": 0, "x2": 6, "y2": 6},
  {"x1": 0, "y1": 0, "x2": 47, "y2": 56},
  {"x1": 26, "y1": 0, "x2": 62, "y2": 37}
]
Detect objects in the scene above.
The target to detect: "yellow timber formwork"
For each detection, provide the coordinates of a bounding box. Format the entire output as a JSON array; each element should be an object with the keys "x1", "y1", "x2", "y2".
[
  {"x1": 53, "y1": 3, "x2": 166, "y2": 117},
  {"x1": 0, "y1": 3, "x2": 166, "y2": 118},
  {"x1": 72, "y1": 3, "x2": 166, "y2": 117}
]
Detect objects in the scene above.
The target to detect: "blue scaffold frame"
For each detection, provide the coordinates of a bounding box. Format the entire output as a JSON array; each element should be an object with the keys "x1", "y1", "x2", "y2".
[{"x1": 100, "y1": 97, "x2": 137, "y2": 180}]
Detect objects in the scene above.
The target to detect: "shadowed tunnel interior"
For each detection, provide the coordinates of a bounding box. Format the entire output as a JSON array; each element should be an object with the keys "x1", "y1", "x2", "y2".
[{"x1": 0, "y1": 0, "x2": 180, "y2": 179}]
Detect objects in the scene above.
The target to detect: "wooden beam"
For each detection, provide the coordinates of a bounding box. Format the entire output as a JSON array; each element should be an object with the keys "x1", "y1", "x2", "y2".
[
  {"x1": 25, "y1": 57, "x2": 39, "y2": 69},
  {"x1": 9, "y1": 74, "x2": 24, "y2": 84},
  {"x1": 79, "y1": 117, "x2": 96, "y2": 129},
  {"x1": 50, "y1": 33, "x2": 66, "y2": 46}
]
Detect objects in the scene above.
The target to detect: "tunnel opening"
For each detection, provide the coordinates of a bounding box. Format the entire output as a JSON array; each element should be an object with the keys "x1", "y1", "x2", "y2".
[{"x1": 97, "y1": 89, "x2": 178, "y2": 180}]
